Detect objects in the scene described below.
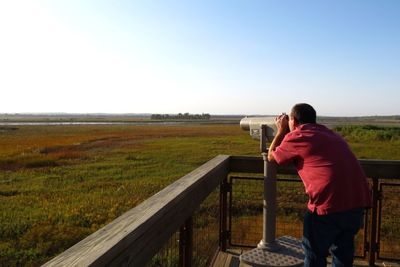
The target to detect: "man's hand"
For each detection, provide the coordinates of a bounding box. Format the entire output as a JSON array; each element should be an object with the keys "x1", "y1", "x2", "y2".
[
  {"x1": 275, "y1": 113, "x2": 289, "y2": 136},
  {"x1": 268, "y1": 113, "x2": 289, "y2": 162}
]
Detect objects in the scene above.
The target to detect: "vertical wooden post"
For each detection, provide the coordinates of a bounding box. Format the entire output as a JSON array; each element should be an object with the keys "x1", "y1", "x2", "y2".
[
  {"x1": 179, "y1": 223, "x2": 185, "y2": 267},
  {"x1": 185, "y1": 217, "x2": 193, "y2": 267},
  {"x1": 219, "y1": 178, "x2": 229, "y2": 252},
  {"x1": 363, "y1": 209, "x2": 369, "y2": 258},
  {"x1": 179, "y1": 217, "x2": 193, "y2": 267},
  {"x1": 369, "y1": 178, "x2": 379, "y2": 266}
]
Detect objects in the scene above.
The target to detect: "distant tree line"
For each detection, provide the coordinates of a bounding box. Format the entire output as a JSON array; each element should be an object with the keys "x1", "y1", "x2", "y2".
[{"x1": 151, "y1": 113, "x2": 211, "y2": 120}]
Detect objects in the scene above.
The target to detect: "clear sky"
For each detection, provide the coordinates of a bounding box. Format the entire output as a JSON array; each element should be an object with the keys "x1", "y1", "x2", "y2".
[{"x1": 1, "y1": 1, "x2": 399, "y2": 116}]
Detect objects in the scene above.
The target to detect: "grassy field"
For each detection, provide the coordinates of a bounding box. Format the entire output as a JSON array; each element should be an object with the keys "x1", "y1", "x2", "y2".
[{"x1": 0, "y1": 123, "x2": 399, "y2": 266}]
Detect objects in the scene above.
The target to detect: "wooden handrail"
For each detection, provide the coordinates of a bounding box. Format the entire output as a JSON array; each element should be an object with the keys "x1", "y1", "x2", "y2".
[
  {"x1": 230, "y1": 156, "x2": 400, "y2": 179},
  {"x1": 43, "y1": 155, "x2": 230, "y2": 267}
]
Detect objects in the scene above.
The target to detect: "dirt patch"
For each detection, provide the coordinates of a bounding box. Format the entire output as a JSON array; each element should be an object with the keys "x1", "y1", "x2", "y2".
[
  {"x1": 0, "y1": 159, "x2": 22, "y2": 171},
  {"x1": 0, "y1": 190, "x2": 20, "y2": 197},
  {"x1": 0, "y1": 127, "x2": 18, "y2": 132}
]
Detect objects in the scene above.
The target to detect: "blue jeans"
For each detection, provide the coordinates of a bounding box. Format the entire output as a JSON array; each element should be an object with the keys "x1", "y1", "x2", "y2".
[{"x1": 302, "y1": 208, "x2": 364, "y2": 267}]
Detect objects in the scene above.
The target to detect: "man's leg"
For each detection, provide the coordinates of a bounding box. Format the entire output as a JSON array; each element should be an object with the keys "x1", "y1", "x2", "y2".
[
  {"x1": 330, "y1": 208, "x2": 364, "y2": 267},
  {"x1": 330, "y1": 230, "x2": 356, "y2": 267},
  {"x1": 302, "y1": 211, "x2": 339, "y2": 267}
]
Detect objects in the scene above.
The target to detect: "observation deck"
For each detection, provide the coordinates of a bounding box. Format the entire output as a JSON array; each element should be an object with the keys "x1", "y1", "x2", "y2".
[{"x1": 43, "y1": 155, "x2": 400, "y2": 267}]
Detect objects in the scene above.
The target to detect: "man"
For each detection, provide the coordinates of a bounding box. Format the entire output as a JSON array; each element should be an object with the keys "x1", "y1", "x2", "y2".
[{"x1": 267, "y1": 103, "x2": 372, "y2": 267}]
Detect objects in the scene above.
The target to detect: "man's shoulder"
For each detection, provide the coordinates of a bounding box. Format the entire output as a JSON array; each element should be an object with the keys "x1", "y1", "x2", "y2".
[
  {"x1": 286, "y1": 123, "x2": 340, "y2": 144},
  {"x1": 287, "y1": 123, "x2": 324, "y2": 137},
  {"x1": 297, "y1": 123, "x2": 337, "y2": 136}
]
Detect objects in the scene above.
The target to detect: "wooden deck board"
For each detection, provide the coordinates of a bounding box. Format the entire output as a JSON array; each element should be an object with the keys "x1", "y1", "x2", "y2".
[
  {"x1": 212, "y1": 250, "x2": 228, "y2": 267},
  {"x1": 212, "y1": 249, "x2": 251, "y2": 267}
]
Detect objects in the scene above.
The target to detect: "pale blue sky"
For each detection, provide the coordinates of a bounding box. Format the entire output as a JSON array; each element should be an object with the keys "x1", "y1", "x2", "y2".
[{"x1": 1, "y1": 1, "x2": 399, "y2": 115}]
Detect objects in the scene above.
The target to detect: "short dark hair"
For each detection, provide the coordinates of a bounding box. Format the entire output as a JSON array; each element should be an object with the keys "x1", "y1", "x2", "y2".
[{"x1": 291, "y1": 103, "x2": 317, "y2": 124}]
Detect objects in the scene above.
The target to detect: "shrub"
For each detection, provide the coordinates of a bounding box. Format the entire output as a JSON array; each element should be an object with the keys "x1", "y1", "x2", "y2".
[{"x1": 334, "y1": 125, "x2": 400, "y2": 142}]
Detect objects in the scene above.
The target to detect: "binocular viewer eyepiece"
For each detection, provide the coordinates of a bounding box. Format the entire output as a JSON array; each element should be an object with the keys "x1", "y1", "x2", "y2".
[{"x1": 240, "y1": 116, "x2": 276, "y2": 142}]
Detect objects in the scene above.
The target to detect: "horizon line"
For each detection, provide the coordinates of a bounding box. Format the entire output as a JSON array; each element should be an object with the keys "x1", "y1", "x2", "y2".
[{"x1": 1, "y1": 112, "x2": 399, "y2": 118}]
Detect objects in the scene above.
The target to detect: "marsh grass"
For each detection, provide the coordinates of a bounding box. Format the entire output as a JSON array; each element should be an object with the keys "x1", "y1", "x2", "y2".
[
  {"x1": 0, "y1": 124, "x2": 399, "y2": 266},
  {"x1": 0, "y1": 125, "x2": 258, "y2": 266},
  {"x1": 334, "y1": 125, "x2": 400, "y2": 159}
]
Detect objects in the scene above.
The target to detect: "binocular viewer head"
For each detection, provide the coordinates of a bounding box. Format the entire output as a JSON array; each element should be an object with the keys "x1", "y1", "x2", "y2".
[{"x1": 240, "y1": 116, "x2": 276, "y2": 142}]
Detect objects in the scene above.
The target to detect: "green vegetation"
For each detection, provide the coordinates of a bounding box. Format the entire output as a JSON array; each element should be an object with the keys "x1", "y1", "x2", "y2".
[
  {"x1": 334, "y1": 125, "x2": 400, "y2": 159},
  {"x1": 334, "y1": 125, "x2": 400, "y2": 142},
  {"x1": 0, "y1": 125, "x2": 258, "y2": 266},
  {"x1": 0, "y1": 123, "x2": 399, "y2": 266}
]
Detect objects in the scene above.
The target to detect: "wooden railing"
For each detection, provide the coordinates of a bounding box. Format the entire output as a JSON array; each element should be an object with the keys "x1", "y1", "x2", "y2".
[
  {"x1": 43, "y1": 155, "x2": 400, "y2": 266},
  {"x1": 43, "y1": 155, "x2": 230, "y2": 267}
]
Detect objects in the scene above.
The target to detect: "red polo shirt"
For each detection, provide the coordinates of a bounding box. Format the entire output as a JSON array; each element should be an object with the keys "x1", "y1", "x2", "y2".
[{"x1": 272, "y1": 123, "x2": 372, "y2": 215}]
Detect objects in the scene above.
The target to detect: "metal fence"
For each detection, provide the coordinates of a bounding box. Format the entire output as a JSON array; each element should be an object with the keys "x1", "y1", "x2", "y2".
[
  {"x1": 229, "y1": 175, "x2": 308, "y2": 248},
  {"x1": 147, "y1": 189, "x2": 221, "y2": 267},
  {"x1": 227, "y1": 175, "x2": 400, "y2": 262},
  {"x1": 377, "y1": 182, "x2": 400, "y2": 260}
]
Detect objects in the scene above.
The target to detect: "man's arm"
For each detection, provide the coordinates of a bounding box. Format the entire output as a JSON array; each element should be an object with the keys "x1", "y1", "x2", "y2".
[{"x1": 267, "y1": 114, "x2": 289, "y2": 162}]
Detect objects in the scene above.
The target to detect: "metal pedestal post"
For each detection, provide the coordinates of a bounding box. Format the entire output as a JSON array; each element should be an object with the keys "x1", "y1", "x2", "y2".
[{"x1": 239, "y1": 126, "x2": 304, "y2": 266}]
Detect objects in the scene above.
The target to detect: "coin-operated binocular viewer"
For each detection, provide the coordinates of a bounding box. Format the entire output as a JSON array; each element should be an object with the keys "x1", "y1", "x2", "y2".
[
  {"x1": 240, "y1": 116, "x2": 276, "y2": 152},
  {"x1": 239, "y1": 116, "x2": 304, "y2": 267}
]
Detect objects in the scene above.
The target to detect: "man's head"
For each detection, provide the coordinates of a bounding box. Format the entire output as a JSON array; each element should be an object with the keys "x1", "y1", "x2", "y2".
[{"x1": 289, "y1": 103, "x2": 316, "y2": 131}]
